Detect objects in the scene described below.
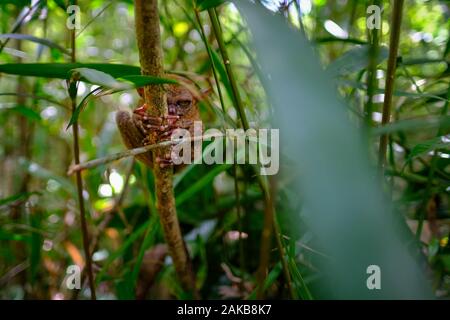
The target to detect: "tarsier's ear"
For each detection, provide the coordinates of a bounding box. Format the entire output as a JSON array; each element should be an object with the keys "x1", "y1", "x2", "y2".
[
  {"x1": 136, "y1": 74, "x2": 207, "y2": 102},
  {"x1": 199, "y1": 87, "x2": 212, "y2": 101}
]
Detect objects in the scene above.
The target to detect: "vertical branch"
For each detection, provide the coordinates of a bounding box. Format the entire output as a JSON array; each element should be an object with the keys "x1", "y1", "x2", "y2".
[
  {"x1": 378, "y1": 0, "x2": 404, "y2": 167},
  {"x1": 208, "y1": 8, "x2": 250, "y2": 130},
  {"x1": 69, "y1": 0, "x2": 96, "y2": 300},
  {"x1": 134, "y1": 0, "x2": 197, "y2": 297},
  {"x1": 194, "y1": 9, "x2": 226, "y2": 113},
  {"x1": 207, "y1": 8, "x2": 293, "y2": 299}
]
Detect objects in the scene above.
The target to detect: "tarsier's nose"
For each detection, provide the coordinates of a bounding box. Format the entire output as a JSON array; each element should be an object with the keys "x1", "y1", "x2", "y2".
[{"x1": 168, "y1": 104, "x2": 178, "y2": 115}]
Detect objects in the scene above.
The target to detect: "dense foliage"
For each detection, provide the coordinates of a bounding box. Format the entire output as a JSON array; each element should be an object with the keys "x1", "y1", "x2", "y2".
[{"x1": 0, "y1": 0, "x2": 448, "y2": 300}]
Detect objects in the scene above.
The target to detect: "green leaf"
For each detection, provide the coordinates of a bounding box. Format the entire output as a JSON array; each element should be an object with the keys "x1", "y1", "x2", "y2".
[
  {"x1": 210, "y1": 49, "x2": 234, "y2": 104},
  {"x1": 0, "y1": 63, "x2": 141, "y2": 79},
  {"x1": 73, "y1": 68, "x2": 132, "y2": 90},
  {"x1": 176, "y1": 164, "x2": 232, "y2": 207},
  {"x1": 52, "y1": 0, "x2": 67, "y2": 11},
  {"x1": 400, "y1": 58, "x2": 449, "y2": 66},
  {"x1": 0, "y1": 229, "x2": 31, "y2": 242},
  {"x1": 247, "y1": 262, "x2": 282, "y2": 299},
  {"x1": 131, "y1": 216, "x2": 160, "y2": 287},
  {"x1": 372, "y1": 116, "x2": 450, "y2": 135},
  {"x1": 0, "y1": 0, "x2": 30, "y2": 6},
  {"x1": 428, "y1": 238, "x2": 439, "y2": 262},
  {"x1": 406, "y1": 137, "x2": 449, "y2": 163},
  {"x1": 440, "y1": 255, "x2": 450, "y2": 272},
  {"x1": 3, "y1": 105, "x2": 41, "y2": 121},
  {"x1": 315, "y1": 37, "x2": 367, "y2": 45},
  {"x1": 66, "y1": 74, "x2": 177, "y2": 129},
  {"x1": 119, "y1": 74, "x2": 178, "y2": 87},
  {"x1": 96, "y1": 220, "x2": 150, "y2": 284},
  {"x1": 115, "y1": 267, "x2": 135, "y2": 299},
  {"x1": 340, "y1": 79, "x2": 449, "y2": 102},
  {"x1": 0, "y1": 33, "x2": 70, "y2": 55},
  {"x1": 67, "y1": 86, "x2": 103, "y2": 129},
  {"x1": 327, "y1": 45, "x2": 389, "y2": 77},
  {"x1": 196, "y1": 0, "x2": 227, "y2": 11}
]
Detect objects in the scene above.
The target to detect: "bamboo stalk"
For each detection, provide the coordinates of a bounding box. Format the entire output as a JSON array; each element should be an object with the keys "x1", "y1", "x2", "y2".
[
  {"x1": 207, "y1": 8, "x2": 293, "y2": 299},
  {"x1": 194, "y1": 9, "x2": 227, "y2": 113},
  {"x1": 378, "y1": 0, "x2": 404, "y2": 167},
  {"x1": 208, "y1": 8, "x2": 250, "y2": 130}
]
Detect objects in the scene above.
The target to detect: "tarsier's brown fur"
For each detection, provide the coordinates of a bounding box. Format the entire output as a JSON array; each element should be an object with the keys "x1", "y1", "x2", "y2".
[{"x1": 116, "y1": 84, "x2": 201, "y2": 172}]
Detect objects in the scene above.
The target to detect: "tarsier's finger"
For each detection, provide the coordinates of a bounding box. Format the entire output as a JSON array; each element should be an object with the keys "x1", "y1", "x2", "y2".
[
  {"x1": 116, "y1": 110, "x2": 154, "y2": 168},
  {"x1": 155, "y1": 156, "x2": 173, "y2": 168},
  {"x1": 179, "y1": 120, "x2": 194, "y2": 129},
  {"x1": 135, "y1": 114, "x2": 163, "y2": 126}
]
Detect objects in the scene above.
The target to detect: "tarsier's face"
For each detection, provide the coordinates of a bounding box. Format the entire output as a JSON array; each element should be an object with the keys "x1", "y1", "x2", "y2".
[
  {"x1": 116, "y1": 84, "x2": 200, "y2": 170},
  {"x1": 166, "y1": 85, "x2": 195, "y2": 117},
  {"x1": 135, "y1": 85, "x2": 197, "y2": 118}
]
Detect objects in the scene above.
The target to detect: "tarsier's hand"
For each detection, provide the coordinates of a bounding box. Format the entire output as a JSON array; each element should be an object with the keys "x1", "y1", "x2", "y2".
[{"x1": 116, "y1": 84, "x2": 200, "y2": 171}]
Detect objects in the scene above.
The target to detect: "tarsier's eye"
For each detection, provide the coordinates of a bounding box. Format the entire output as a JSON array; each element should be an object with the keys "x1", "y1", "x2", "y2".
[{"x1": 177, "y1": 100, "x2": 191, "y2": 108}]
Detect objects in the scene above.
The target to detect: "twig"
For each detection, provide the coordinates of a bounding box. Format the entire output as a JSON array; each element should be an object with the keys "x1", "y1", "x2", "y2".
[
  {"x1": 75, "y1": 2, "x2": 112, "y2": 38},
  {"x1": 68, "y1": 139, "x2": 177, "y2": 175},
  {"x1": 68, "y1": 0, "x2": 96, "y2": 299},
  {"x1": 68, "y1": 134, "x2": 219, "y2": 175},
  {"x1": 0, "y1": 261, "x2": 29, "y2": 287}
]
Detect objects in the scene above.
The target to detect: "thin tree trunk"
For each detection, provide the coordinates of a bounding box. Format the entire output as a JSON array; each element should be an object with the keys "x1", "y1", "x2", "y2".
[{"x1": 134, "y1": 0, "x2": 197, "y2": 297}]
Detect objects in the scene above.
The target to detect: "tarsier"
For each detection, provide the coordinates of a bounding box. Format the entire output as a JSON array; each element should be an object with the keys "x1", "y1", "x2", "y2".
[{"x1": 116, "y1": 84, "x2": 201, "y2": 172}]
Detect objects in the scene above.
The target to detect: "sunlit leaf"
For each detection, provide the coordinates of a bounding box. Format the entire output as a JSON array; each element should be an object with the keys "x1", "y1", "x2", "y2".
[
  {"x1": 196, "y1": 0, "x2": 227, "y2": 11},
  {"x1": 373, "y1": 116, "x2": 450, "y2": 135},
  {"x1": 2, "y1": 105, "x2": 41, "y2": 121},
  {"x1": 72, "y1": 68, "x2": 132, "y2": 90},
  {"x1": 406, "y1": 137, "x2": 449, "y2": 163},
  {"x1": 67, "y1": 86, "x2": 103, "y2": 129},
  {"x1": 0, "y1": 63, "x2": 141, "y2": 79}
]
